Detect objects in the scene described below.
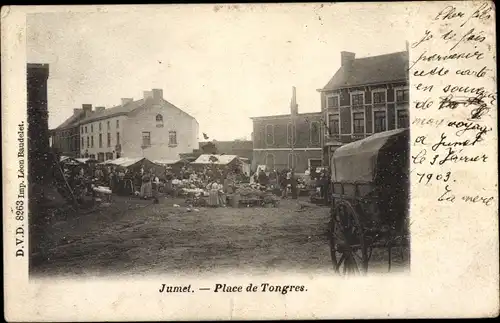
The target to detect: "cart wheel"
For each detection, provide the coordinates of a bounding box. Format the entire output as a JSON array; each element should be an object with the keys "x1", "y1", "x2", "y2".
[{"x1": 329, "y1": 200, "x2": 369, "y2": 275}]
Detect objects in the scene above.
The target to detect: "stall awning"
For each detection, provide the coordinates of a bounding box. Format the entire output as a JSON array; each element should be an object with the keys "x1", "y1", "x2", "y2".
[
  {"x1": 153, "y1": 159, "x2": 185, "y2": 166},
  {"x1": 74, "y1": 158, "x2": 98, "y2": 164},
  {"x1": 191, "y1": 154, "x2": 239, "y2": 165},
  {"x1": 103, "y1": 157, "x2": 146, "y2": 168}
]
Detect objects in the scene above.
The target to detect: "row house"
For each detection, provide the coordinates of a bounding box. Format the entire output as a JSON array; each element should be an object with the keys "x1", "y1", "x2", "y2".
[
  {"x1": 78, "y1": 89, "x2": 199, "y2": 162},
  {"x1": 318, "y1": 48, "x2": 410, "y2": 164},
  {"x1": 251, "y1": 112, "x2": 323, "y2": 173}
]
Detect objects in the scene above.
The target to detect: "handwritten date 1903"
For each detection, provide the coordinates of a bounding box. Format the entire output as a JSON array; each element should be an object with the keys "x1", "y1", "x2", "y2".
[{"x1": 416, "y1": 172, "x2": 452, "y2": 185}]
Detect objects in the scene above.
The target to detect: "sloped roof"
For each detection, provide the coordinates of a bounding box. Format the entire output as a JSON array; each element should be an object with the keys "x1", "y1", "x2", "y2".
[
  {"x1": 103, "y1": 157, "x2": 146, "y2": 167},
  {"x1": 153, "y1": 159, "x2": 185, "y2": 165},
  {"x1": 191, "y1": 154, "x2": 239, "y2": 165},
  {"x1": 79, "y1": 99, "x2": 145, "y2": 125},
  {"x1": 54, "y1": 110, "x2": 85, "y2": 130},
  {"x1": 321, "y1": 51, "x2": 409, "y2": 91},
  {"x1": 79, "y1": 98, "x2": 197, "y2": 125}
]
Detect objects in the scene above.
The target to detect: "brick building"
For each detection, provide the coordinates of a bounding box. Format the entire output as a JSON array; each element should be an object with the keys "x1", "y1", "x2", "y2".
[
  {"x1": 318, "y1": 48, "x2": 410, "y2": 164},
  {"x1": 27, "y1": 63, "x2": 51, "y2": 184},
  {"x1": 251, "y1": 112, "x2": 323, "y2": 173}
]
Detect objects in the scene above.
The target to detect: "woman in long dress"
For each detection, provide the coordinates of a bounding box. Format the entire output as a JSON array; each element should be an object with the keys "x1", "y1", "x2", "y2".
[
  {"x1": 140, "y1": 173, "x2": 152, "y2": 199},
  {"x1": 207, "y1": 181, "x2": 220, "y2": 207}
]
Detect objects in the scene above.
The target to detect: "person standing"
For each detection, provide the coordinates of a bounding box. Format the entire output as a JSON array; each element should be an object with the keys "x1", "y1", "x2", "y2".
[
  {"x1": 152, "y1": 173, "x2": 160, "y2": 204},
  {"x1": 207, "y1": 180, "x2": 220, "y2": 207},
  {"x1": 140, "y1": 172, "x2": 152, "y2": 199}
]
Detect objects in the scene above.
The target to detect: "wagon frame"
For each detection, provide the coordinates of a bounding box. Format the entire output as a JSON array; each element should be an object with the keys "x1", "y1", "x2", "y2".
[{"x1": 328, "y1": 128, "x2": 410, "y2": 275}]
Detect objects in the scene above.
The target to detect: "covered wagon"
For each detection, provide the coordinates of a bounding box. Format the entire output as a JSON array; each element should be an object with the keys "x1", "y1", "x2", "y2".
[{"x1": 329, "y1": 128, "x2": 410, "y2": 275}]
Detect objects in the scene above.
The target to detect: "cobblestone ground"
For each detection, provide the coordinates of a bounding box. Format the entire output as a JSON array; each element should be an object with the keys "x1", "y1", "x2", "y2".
[{"x1": 31, "y1": 195, "x2": 409, "y2": 277}]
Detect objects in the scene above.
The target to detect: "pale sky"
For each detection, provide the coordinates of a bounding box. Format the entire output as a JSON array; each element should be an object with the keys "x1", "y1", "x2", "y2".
[{"x1": 27, "y1": 3, "x2": 411, "y2": 141}]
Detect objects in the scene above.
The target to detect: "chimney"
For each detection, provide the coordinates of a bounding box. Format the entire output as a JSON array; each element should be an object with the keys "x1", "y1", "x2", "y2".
[
  {"x1": 405, "y1": 40, "x2": 409, "y2": 52},
  {"x1": 82, "y1": 104, "x2": 92, "y2": 117},
  {"x1": 73, "y1": 108, "x2": 83, "y2": 115},
  {"x1": 152, "y1": 88, "x2": 163, "y2": 104},
  {"x1": 340, "y1": 51, "x2": 356, "y2": 69},
  {"x1": 95, "y1": 106, "x2": 106, "y2": 113},
  {"x1": 121, "y1": 98, "x2": 133, "y2": 106},
  {"x1": 143, "y1": 91, "x2": 153, "y2": 101}
]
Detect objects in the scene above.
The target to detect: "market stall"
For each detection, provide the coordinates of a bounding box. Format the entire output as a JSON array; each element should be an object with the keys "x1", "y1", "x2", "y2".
[{"x1": 153, "y1": 159, "x2": 189, "y2": 176}]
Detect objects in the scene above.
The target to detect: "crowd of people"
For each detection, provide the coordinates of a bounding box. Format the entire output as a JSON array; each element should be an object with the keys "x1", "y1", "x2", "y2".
[
  {"x1": 55, "y1": 156, "x2": 331, "y2": 207},
  {"x1": 251, "y1": 167, "x2": 330, "y2": 202}
]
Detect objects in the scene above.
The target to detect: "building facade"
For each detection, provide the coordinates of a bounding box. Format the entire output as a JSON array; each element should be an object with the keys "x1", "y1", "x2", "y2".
[
  {"x1": 318, "y1": 49, "x2": 410, "y2": 164},
  {"x1": 251, "y1": 112, "x2": 323, "y2": 173},
  {"x1": 78, "y1": 89, "x2": 199, "y2": 162},
  {"x1": 49, "y1": 106, "x2": 89, "y2": 157}
]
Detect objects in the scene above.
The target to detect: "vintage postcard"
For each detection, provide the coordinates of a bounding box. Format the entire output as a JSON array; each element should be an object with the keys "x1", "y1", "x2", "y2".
[{"x1": 2, "y1": 2, "x2": 498, "y2": 321}]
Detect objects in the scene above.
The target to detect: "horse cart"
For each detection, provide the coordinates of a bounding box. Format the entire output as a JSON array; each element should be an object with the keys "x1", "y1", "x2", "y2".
[{"x1": 328, "y1": 128, "x2": 410, "y2": 275}]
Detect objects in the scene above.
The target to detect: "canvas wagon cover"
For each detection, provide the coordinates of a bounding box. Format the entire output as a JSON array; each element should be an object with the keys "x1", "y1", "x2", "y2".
[{"x1": 331, "y1": 128, "x2": 409, "y2": 182}]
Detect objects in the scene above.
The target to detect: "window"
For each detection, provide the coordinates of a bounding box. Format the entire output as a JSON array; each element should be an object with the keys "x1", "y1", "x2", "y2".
[
  {"x1": 81, "y1": 127, "x2": 83, "y2": 134},
  {"x1": 142, "y1": 131, "x2": 151, "y2": 147},
  {"x1": 374, "y1": 111, "x2": 386, "y2": 133},
  {"x1": 265, "y1": 153, "x2": 275, "y2": 170},
  {"x1": 328, "y1": 114, "x2": 340, "y2": 135},
  {"x1": 116, "y1": 120, "x2": 120, "y2": 128},
  {"x1": 265, "y1": 124, "x2": 274, "y2": 145},
  {"x1": 397, "y1": 110, "x2": 409, "y2": 128},
  {"x1": 97, "y1": 152, "x2": 105, "y2": 162},
  {"x1": 353, "y1": 112, "x2": 365, "y2": 134},
  {"x1": 116, "y1": 132, "x2": 120, "y2": 145},
  {"x1": 91, "y1": 124, "x2": 93, "y2": 132},
  {"x1": 99, "y1": 134, "x2": 103, "y2": 148},
  {"x1": 352, "y1": 93, "x2": 364, "y2": 106},
  {"x1": 91, "y1": 136, "x2": 94, "y2": 148},
  {"x1": 327, "y1": 95, "x2": 339, "y2": 108},
  {"x1": 287, "y1": 123, "x2": 296, "y2": 145},
  {"x1": 396, "y1": 89, "x2": 409, "y2": 102},
  {"x1": 310, "y1": 121, "x2": 320, "y2": 145},
  {"x1": 107, "y1": 121, "x2": 110, "y2": 129},
  {"x1": 99, "y1": 122, "x2": 102, "y2": 131},
  {"x1": 81, "y1": 137, "x2": 84, "y2": 147},
  {"x1": 373, "y1": 91, "x2": 386, "y2": 104},
  {"x1": 105, "y1": 152, "x2": 113, "y2": 160},
  {"x1": 169, "y1": 131, "x2": 177, "y2": 146},
  {"x1": 156, "y1": 114, "x2": 164, "y2": 128},
  {"x1": 86, "y1": 136, "x2": 90, "y2": 148},
  {"x1": 107, "y1": 133, "x2": 111, "y2": 147},
  {"x1": 85, "y1": 126, "x2": 88, "y2": 133}
]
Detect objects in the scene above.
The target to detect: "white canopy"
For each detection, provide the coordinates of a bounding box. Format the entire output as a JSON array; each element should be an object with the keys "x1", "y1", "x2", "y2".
[
  {"x1": 191, "y1": 154, "x2": 239, "y2": 165},
  {"x1": 75, "y1": 158, "x2": 98, "y2": 164},
  {"x1": 103, "y1": 157, "x2": 145, "y2": 167},
  {"x1": 153, "y1": 159, "x2": 183, "y2": 165}
]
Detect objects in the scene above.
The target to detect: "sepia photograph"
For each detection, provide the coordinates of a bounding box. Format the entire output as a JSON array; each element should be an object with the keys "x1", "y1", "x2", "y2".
[
  {"x1": 3, "y1": 2, "x2": 497, "y2": 321},
  {"x1": 26, "y1": 4, "x2": 410, "y2": 278}
]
